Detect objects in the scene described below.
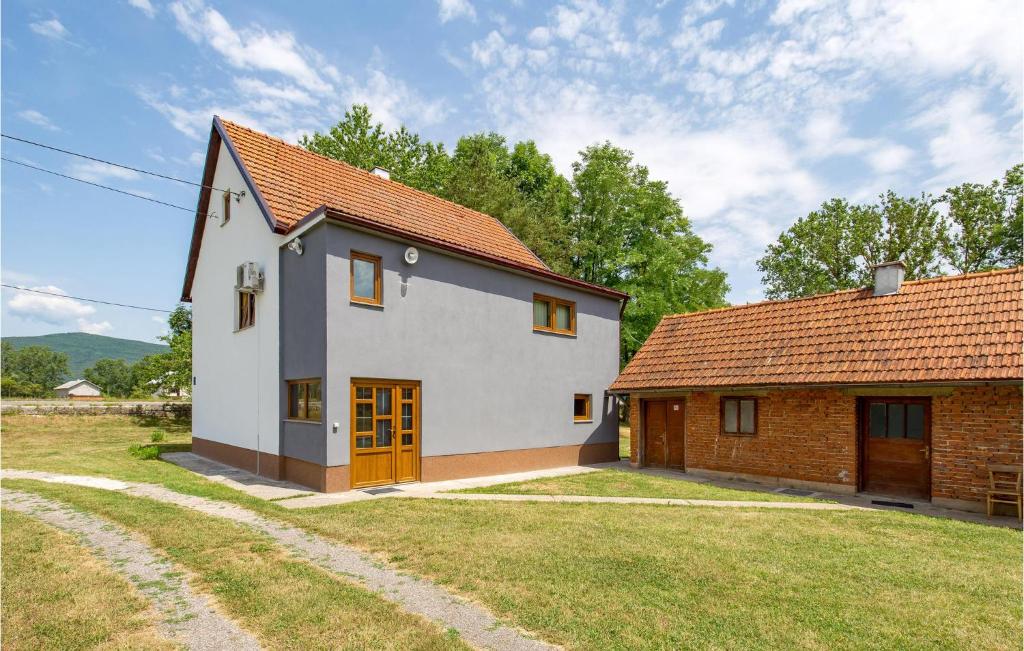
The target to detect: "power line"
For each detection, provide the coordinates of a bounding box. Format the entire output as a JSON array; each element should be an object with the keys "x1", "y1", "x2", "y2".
[
  {"x1": 0, "y1": 284, "x2": 174, "y2": 313},
  {"x1": 1, "y1": 133, "x2": 240, "y2": 196},
  {"x1": 1, "y1": 157, "x2": 209, "y2": 215}
]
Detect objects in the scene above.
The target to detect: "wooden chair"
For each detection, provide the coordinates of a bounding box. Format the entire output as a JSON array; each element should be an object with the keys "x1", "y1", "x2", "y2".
[{"x1": 987, "y1": 464, "x2": 1022, "y2": 520}]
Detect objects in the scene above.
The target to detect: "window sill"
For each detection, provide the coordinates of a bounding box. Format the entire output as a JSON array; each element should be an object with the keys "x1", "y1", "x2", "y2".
[
  {"x1": 532, "y1": 327, "x2": 576, "y2": 338},
  {"x1": 720, "y1": 432, "x2": 756, "y2": 437},
  {"x1": 350, "y1": 299, "x2": 383, "y2": 309},
  {"x1": 284, "y1": 419, "x2": 322, "y2": 425},
  {"x1": 233, "y1": 325, "x2": 255, "y2": 333},
  {"x1": 573, "y1": 419, "x2": 594, "y2": 424}
]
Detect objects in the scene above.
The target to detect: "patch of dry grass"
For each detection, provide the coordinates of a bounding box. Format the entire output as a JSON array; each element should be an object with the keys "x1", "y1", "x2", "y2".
[{"x1": 1, "y1": 508, "x2": 172, "y2": 650}]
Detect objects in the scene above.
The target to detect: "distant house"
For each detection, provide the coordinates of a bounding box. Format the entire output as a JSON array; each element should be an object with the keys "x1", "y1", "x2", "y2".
[
  {"x1": 54, "y1": 379, "x2": 102, "y2": 400},
  {"x1": 611, "y1": 264, "x2": 1023, "y2": 513},
  {"x1": 179, "y1": 117, "x2": 625, "y2": 492}
]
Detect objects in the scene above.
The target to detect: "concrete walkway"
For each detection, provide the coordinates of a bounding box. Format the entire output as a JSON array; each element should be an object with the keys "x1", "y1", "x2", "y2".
[
  {"x1": 2, "y1": 469, "x2": 553, "y2": 651},
  {"x1": 4, "y1": 490, "x2": 262, "y2": 651}
]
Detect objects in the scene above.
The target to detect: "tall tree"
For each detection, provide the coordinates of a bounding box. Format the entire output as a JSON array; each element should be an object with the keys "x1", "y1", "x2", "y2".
[
  {"x1": 84, "y1": 358, "x2": 134, "y2": 397},
  {"x1": 1, "y1": 343, "x2": 69, "y2": 390},
  {"x1": 569, "y1": 143, "x2": 728, "y2": 362},
  {"x1": 757, "y1": 192, "x2": 945, "y2": 299},
  {"x1": 939, "y1": 164, "x2": 1023, "y2": 273}
]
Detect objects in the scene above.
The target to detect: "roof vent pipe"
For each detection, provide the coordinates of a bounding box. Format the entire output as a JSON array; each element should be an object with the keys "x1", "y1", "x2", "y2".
[
  {"x1": 371, "y1": 166, "x2": 390, "y2": 180},
  {"x1": 872, "y1": 261, "x2": 905, "y2": 296}
]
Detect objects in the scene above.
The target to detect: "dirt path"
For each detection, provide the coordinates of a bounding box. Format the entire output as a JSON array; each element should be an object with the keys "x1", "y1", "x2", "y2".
[
  {"x1": 3, "y1": 490, "x2": 262, "y2": 651},
  {"x1": 3, "y1": 469, "x2": 554, "y2": 651}
]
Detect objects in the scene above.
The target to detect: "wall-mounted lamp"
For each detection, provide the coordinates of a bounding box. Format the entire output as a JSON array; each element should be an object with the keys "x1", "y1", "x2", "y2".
[{"x1": 286, "y1": 237, "x2": 304, "y2": 256}]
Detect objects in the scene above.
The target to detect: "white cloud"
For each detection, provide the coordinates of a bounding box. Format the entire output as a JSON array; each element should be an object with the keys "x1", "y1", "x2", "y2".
[
  {"x1": 67, "y1": 160, "x2": 141, "y2": 183},
  {"x1": 169, "y1": 0, "x2": 338, "y2": 93},
  {"x1": 127, "y1": 0, "x2": 156, "y2": 18},
  {"x1": 7, "y1": 285, "x2": 95, "y2": 325},
  {"x1": 77, "y1": 319, "x2": 113, "y2": 335},
  {"x1": 29, "y1": 18, "x2": 68, "y2": 40},
  {"x1": 347, "y1": 69, "x2": 450, "y2": 130},
  {"x1": 17, "y1": 109, "x2": 59, "y2": 131},
  {"x1": 912, "y1": 88, "x2": 1021, "y2": 188},
  {"x1": 234, "y1": 77, "x2": 316, "y2": 107},
  {"x1": 437, "y1": 0, "x2": 476, "y2": 23}
]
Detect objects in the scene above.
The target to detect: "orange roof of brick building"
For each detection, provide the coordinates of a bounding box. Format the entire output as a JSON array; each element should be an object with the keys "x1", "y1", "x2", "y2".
[{"x1": 611, "y1": 266, "x2": 1024, "y2": 391}]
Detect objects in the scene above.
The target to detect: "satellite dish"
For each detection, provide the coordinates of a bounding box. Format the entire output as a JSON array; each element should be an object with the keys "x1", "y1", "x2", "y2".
[{"x1": 404, "y1": 247, "x2": 419, "y2": 265}]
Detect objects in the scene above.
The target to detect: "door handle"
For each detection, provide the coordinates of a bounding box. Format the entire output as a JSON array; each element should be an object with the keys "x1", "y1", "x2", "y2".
[{"x1": 921, "y1": 447, "x2": 930, "y2": 460}]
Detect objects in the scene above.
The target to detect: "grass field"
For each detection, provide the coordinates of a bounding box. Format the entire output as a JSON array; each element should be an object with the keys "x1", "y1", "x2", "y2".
[
  {"x1": 456, "y1": 468, "x2": 824, "y2": 501},
  {"x1": 3, "y1": 415, "x2": 1022, "y2": 650}
]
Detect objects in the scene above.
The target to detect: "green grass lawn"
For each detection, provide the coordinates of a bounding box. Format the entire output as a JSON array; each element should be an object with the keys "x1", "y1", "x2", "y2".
[
  {"x1": 2, "y1": 508, "x2": 172, "y2": 651},
  {"x1": 619, "y1": 424, "x2": 629, "y2": 458},
  {"x1": 456, "y1": 468, "x2": 824, "y2": 502},
  {"x1": 3, "y1": 415, "x2": 1022, "y2": 650}
]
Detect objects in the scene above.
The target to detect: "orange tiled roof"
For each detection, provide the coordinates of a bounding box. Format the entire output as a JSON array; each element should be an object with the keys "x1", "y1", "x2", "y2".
[
  {"x1": 611, "y1": 267, "x2": 1024, "y2": 390},
  {"x1": 219, "y1": 119, "x2": 549, "y2": 271}
]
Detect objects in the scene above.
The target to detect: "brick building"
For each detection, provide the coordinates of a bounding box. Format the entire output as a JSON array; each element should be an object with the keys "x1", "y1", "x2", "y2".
[{"x1": 611, "y1": 264, "x2": 1023, "y2": 512}]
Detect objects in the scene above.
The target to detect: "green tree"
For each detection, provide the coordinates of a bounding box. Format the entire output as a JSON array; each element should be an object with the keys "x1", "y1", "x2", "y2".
[
  {"x1": 939, "y1": 164, "x2": 1024, "y2": 273},
  {"x1": 151, "y1": 305, "x2": 192, "y2": 396},
  {"x1": 1, "y1": 342, "x2": 69, "y2": 391},
  {"x1": 84, "y1": 358, "x2": 134, "y2": 397},
  {"x1": 569, "y1": 143, "x2": 728, "y2": 362},
  {"x1": 757, "y1": 193, "x2": 945, "y2": 300}
]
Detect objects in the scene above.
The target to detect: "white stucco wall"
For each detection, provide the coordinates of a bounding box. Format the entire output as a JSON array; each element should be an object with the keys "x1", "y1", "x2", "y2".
[{"x1": 190, "y1": 142, "x2": 281, "y2": 455}]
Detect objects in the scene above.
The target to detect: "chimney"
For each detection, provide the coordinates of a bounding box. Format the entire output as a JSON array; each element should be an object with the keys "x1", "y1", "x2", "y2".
[
  {"x1": 872, "y1": 261, "x2": 905, "y2": 296},
  {"x1": 371, "y1": 166, "x2": 390, "y2": 180}
]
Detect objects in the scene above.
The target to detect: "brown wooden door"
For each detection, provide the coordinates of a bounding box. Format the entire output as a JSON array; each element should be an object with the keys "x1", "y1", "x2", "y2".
[
  {"x1": 861, "y1": 398, "x2": 931, "y2": 499},
  {"x1": 666, "y1": 399, "x2": 685, "y2": 470},
  {"x1": 351, "y1": 381, "x2": 420, "y2": 488},
  {"x1": 644, "y1": 400, "x2": 667, "y2": 467}
]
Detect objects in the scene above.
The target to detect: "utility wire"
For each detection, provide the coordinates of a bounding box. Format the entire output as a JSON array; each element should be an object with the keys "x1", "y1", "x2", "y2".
[
  {"x1": 1, "y1": 133, "x2": 240, "y2": 196},
  {"x1": 1, "y1": 157, "x2": 210, "y2": 216},
  {"x1": 0, "y1": 284, "x2": 174, "y2": 313}
]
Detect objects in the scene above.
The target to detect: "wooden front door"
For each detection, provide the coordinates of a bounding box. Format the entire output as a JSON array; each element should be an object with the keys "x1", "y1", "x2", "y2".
[
  {"x1": 860, "y1": 398, "x2": 931, "y2": 499},
  {"x1": 351, "y1": 381, "x2": 420, "y2": 488},
  {"x1": 644, "y1": 399, "x2": 685, "y2": 469}
]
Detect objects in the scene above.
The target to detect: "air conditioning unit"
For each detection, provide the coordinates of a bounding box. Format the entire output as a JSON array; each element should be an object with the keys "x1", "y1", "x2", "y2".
[{"x1": 235, "y1": 262, "x2": 264, "y2": 293}]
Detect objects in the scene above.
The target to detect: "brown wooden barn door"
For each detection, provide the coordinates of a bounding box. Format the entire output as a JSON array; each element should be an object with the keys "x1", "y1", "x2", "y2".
[
  {"x1": 666, "y1": 399, "x2": 685, "y2": 470},
  {"x1": 644, "y1": 400, "x2": 667, "y2": 467},
  {"x1": 860, "y1": 398, "x2": 931, "y2": 499}
]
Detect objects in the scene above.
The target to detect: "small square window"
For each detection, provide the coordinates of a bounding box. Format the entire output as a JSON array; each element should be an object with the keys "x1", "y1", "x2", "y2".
[
  {"x1": 287, "y1": 379, "x2": 321, "y2": 422},
  {"x1": 350, "y1": 251, "x2": 382, "y2": 305},
  {"x1": 533, "y1": 294, "x2": 575, "y2": 335},
  {"x1": 574, "y1": 394, "x2": 592, "y2": 422},
  {"x1": 722, "y1": 397, "x2": 757, "y2": 435}
]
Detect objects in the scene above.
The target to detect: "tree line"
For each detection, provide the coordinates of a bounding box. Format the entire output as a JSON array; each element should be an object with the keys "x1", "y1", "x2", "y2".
[
  {"x1": 302, "y1": 105, "x2": 729, "y2": 363},
  {"x1": 1, "y1": 306, "x2": 192, "y2": 398},
  {"x1": 757, "y1": 165, "x2": 1022, "y2": 299}
]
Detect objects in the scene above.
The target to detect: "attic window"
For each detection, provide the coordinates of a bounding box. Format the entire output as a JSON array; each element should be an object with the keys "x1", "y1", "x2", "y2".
[
  {"x1": 221, "y1": 190, "x2": 231, "y2": 226},
  {"x1": 533, "y1": 293, "x2": 575, "y2": 335}
]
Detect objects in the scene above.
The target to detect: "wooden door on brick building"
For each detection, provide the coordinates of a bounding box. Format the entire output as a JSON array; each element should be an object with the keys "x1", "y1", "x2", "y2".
[
  {"x1": 860, "y1": 398, "x2": 931, "y2": 499},
  {"x1": 644, "y1": 399, "x2": 685, "y2": 469}
]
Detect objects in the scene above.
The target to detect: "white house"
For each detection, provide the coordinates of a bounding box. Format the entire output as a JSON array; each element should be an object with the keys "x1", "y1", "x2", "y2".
[{"x1": 54, "y1": 379, "x2": 102, "y2": 399}]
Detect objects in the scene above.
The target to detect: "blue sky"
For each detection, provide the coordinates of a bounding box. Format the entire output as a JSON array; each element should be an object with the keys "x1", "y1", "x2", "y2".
[{"x1": 2, "y1": 0, "x2": 1021, "y2": 343}]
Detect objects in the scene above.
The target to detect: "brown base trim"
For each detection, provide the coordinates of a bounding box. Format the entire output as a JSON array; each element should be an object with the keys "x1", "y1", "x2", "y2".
[
  {"x1": 192, "y1": 437, "x2": 282, "y2": 480},
  {"x1": 420, "y1": 441, "x2": 619, "y2": 483},
  {"x1": 686, "y1": 467, "x2": 858, "y2": 495},
  {"x1": 193, "y1": 437, "x2": 618, "y2": 493}
]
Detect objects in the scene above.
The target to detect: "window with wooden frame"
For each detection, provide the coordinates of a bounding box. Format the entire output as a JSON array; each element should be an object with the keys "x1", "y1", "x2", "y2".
[
  {"x1": 236, "y1": 290, "x2": 255, "y2": 331},
  {"x1": 573, "y1": 394, "x2": 592, "y2": 422},
  {"x1": 721, "y1": 397, "x2": 757, "y2": 435},
  {"x1": 533, "y1": 293, "x2": 575, "y2": 335},
  {"x1": 221, "y1": 190, "x2": 231, "y2": 226},
  {"x1": 350, "y1": 251, "x2": 382, "y2": 305},
  {"x1": 287, "y1": 379, "x2": 322, "y2": 422}
]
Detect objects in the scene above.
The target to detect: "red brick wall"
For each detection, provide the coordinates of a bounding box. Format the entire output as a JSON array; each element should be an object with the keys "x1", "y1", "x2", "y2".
[
  {"x1": 629, "y1": 384, "x2": 1023, "y2": 504},
  {"x1": 932, "y1": 385, "x2": 1023, "y2": 504},
  {"x1": 683, "y1": 389, "x2": 858, "y2": 487},
  {"x1": 629, "y1": 394, "x2": 640, "y2": 464}
]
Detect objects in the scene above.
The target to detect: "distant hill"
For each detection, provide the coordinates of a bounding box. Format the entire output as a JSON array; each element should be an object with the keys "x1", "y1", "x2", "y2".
[{"x1": 2, "y1": 332, "x2": 168, "y2": 379}]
